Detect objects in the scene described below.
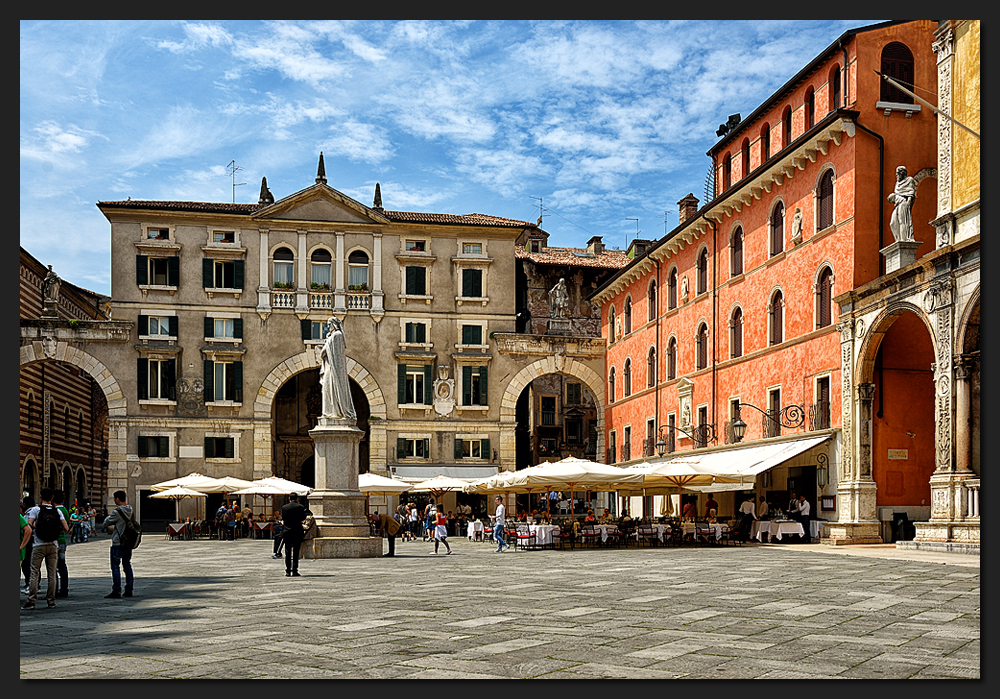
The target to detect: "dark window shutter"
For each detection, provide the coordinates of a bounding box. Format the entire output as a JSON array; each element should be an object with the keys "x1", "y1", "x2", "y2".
[
  {"x1": 233, "y1": 361, "x2": 243, "y2": 402},
  {"x1": 397, "y1": 438, "x2": 406, "y2": 460},
  {"x1": 233, "y1": 317, "x2": 243, "y2": 339},
  {"x1": 204, "y1": 436, "x2": 215, "y2": 459},
  {"x1": 165, "y1": 359, "x2": 176, "y2": 401},
  {"x1": 416, "y1": 323, "x2": 425, "y2": 343},
  {"x1": 771, "y1": 203, "x2": 784, "y2": 254},
  {"x1": 234, "y1": 260, "x2": 245, "y2": 289},
  {"x1": 203, "y1": 258, "x2": 214, "y2": 288},
  {"x1": 423, "y1": 438, "x2": 429, "y2": 458},
  {"x1": 224, "y1": 437, "x2": 234, "y2": 459},
  {"x1": 398, "y1": 364, "x2": 407, "y2": 404},
  {"x1": 482, "y1": 438, "x2": 491, "y2": 458},
  {"x1": 159, "y1": 436, "x2": 170, "y2": 456},
  {"x1": 301, "y1": 319, "x2": 312, "y2": 341},
  {"x1": 819, "y1": 171, "x2": 834, "y2": 229},
  {"x1": 462, "y1": 365, "x2": 472, "y2": 405},
  {"x1": 479, "y1": 365, "x2": 488, "y2": 403},
  {"x1": 136, "y1": 255, "x2": 148, "y2": 286},
  {"x1": 137, "y1": 315, "x2": 149, "y2": 336},
  {"x1": 168, "y1": 316, "x2": 179, "y2": 337},
  {"x1": 424, "y1": 365, "x2": 433, "y2": 405},
  {"x1": 206, "y1": 316, "x2": 215, "y2": 338},
  {"x1": 463, "y1": 268, "x2": 482, "y2": 297},
  {"x1": 819, "y1": 270, "x2": 833, "y2": 328},
  {"x1": 405, "y1": 323, "x2": 414, "y2": 343},
  {"x1": 167, "y1": 256, "x2": 180, "y2": 287},
  {"x1": 455, "y1": 438, "x2": 463, "y2": 460},
  {"x1": 203, "y1": 360, "x2": 214, "y2": 402},
  {"x1": 137, "y1": 435, "x2": 148, "y2": 458},
  {"x1": 136, "y1": 358, "x2": 148, "y2": 400}
]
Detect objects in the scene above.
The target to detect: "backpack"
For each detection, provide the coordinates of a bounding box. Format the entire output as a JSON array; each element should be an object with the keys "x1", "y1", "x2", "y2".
[
  {"x1": 35, "y1": 504, "x2": 63, "y2": 542},
  {"x1": 116, "y1": 507, "x2": 142, "y2": 549}
]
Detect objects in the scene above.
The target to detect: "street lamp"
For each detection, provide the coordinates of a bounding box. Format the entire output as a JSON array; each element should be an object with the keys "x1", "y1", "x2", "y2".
[
  {"x1": 655, "y1": 422, "x2": 717, "y2": 457},
  {"x1": 730, "y1": 400, "x2": 805, "y2": 443}
]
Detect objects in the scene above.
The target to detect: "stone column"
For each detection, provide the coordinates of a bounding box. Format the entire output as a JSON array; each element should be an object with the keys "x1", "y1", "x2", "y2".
[{"x1": 953, "y1": 354, "x2": 976, "y2": 474}]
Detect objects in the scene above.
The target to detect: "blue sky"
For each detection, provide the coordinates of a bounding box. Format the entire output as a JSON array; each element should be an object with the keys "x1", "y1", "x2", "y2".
[{"x1": 20, "y1": 20, "x2": 888, "y2": 297}]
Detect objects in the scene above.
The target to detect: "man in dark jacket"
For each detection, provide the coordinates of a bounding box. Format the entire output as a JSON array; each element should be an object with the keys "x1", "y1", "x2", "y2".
[{"x1": 280, "y1": 493, "x2": 307, "y2": 577}]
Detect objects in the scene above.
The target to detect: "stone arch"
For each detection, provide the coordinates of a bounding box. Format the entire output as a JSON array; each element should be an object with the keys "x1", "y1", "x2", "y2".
[
  {"x1": 855, "y1": 301, "x2": 936, "y2": 384},
  {"x1": 19, "y1": 341, "x2": 127, "y2": 417},
  {"x1": 500, "y1": 357, "x2": 606, "y2": 466},
  {"x1": 957, "y1": 284, "x2": 981, "y2": 354}
]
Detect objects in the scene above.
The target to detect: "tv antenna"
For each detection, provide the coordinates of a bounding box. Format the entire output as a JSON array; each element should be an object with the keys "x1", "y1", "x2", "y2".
[
  {"x1": 226, "y1": 160, "x2": 247, "y2": 203},
  {"x1": 530, "y1": 196, "x2": 547, "y2": 227},
  {"x1": 625, "y1": 217, "x2": 639, "y2": 249},
  {"x1": 659, "y1": 211, "x2": 673, "y2": 236}
]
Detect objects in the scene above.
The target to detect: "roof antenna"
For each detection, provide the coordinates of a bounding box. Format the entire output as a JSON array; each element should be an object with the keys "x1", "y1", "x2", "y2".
[
  {"x1": 625, "y1": 217, "x2": 639, "y2": 249},
  {"x1": 226, "y1": 160, "x2": 246, "y2": 203},
  {"x1": 530, "y1": 196, "x2": 546, "y2": 227}
]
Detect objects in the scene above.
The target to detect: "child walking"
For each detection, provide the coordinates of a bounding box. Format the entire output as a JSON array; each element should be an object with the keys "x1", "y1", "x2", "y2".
[{"x1": 431, "y1": 508, "x2": 452, "y2": 555}]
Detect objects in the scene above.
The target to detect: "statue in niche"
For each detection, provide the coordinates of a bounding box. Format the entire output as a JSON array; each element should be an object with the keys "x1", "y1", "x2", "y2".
[
  {"x1": 791, "y1": 207, "x2": 803, "y2": 244},
  {"x1": 549, "y1": 277, "x2": 569, "y2": 318},
  {"x1": 680, "y1": 275, "x2": 689, "y2": 302},
  {"x1": 888, "y1": 166, "x2": 917, "y2": 242},
  {"x1": 319, "y1": 317, "x2": 356, "y2": 420}
]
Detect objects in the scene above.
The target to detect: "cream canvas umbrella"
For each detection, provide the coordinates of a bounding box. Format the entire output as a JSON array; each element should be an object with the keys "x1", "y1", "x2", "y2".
[
  {"x1": 410, "y1": 474, "x2": 472, "y2": 498},
  {"x1": 252, "y1": 476, "x2": 314, "y2": 495},
  {"x1": 150, "y1": 486, "x2": 207, "y2": 526},
  {"x1": 358, "y1": 473, "x2": 413, "y2": 513},
  {"x1": 509, "y1": 457, "x2": 644, "y2": 518},
  {"x1": 150, "y1": 473, "x2": 222, "y2": 521}
]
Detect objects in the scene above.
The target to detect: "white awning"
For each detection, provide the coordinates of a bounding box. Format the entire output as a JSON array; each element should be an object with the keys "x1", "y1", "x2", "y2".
[
  {"x1": 389, "y1": 465, "x2": 500, "y2": 484},
  {"x1": 651, "y1": 434, "x2": 832, "y2": 482}
]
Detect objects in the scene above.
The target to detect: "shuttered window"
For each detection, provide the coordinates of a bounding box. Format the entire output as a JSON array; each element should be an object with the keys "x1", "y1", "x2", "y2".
[
  {"x1": 817, "y1": 268, "x2": 834, "y2": 328},
  {"x1": 731, "y1": 308, "x2": 743, "y2": 358},
  {"x1": 770, "y1": 292, "x2": 784, "y2": 345},
  {"x1": 770, "y1": 202, "x2": 785, "y2": 256},
  {"x1": 880, "y1": 42, "x2": 915, "y2": 104},
  {"x1": 405, "y1": 266, "x2": 426, "y2": 295},
  {"x1": 462, "y1": 268, "x2": 483, "y2": 297},
  {"x1": 696, "y1": 324, "x2": 709, "y2": 370},
  {"x1": 818, "y1": 170, "x2": 834, "y2": 230},
  {"x1": 462, "y1": 365, "x2": 488, "y2": 406},
  {"x1": 697, "y1": 249, "x2": 708, "y2": 294},
  {"x1": 666, "y1": 339, "x2": 676, "y2": 381},
  {"x1": 731, "y1": 227, "x2": 744, "y2": 276}
]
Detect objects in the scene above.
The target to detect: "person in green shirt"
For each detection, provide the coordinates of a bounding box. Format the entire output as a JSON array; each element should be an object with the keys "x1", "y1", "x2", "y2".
[
  {"x1": 53, "y1": 490, "x2": 71, "y2": 598},
  {"x1": 20, "y1": 514, "x2": 31, "y2": 562}
]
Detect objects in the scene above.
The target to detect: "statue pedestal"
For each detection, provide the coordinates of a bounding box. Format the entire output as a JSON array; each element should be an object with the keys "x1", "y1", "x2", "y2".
[
  {"x1": 302, "y1": 417, "x2": 381, "y2": 558},
  {"x1": 880, "y1": 240, "x2": 922, "y2": 274},
  {"x1": 547, "y1": 318, "x2": 572, "y2": 335}
]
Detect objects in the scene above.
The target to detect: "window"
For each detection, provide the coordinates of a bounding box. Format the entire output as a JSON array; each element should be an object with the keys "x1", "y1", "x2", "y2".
[
  {"x1": 566, "y1": 418, "x2": 582, "y2": 444},
  {"x1": 647, "y1": 346, "x2": 657, "y2": 387},
  {"x1": 608, "y1": 306, "x2": 616, "y2": 342},
  {"x1": 457, "y1": 438, "x2": 489, "y2": 459},
  {"x1": 205, "y1": 359, "x2": 243, "y2": 403},
  {"x1": 697, "y1": 248, "x2": 708, "y2": 294},
  {"x1": 741, "y1": 138, "x2": 750, "y2": 179},
  {"x1": 138, "y1": 315, "x2": 177, "y2": 338},
  {"x1": 813, "y1": 376, "x2": 831, "y2": 430},
  {"x1": 767, "y1": 388, "x2": 782, "y2": 438},
  {"x1": 463, "y1": 243, "x2": 482, "y2": 255},
  {"x1": 623, "y1": 359, "x2": 632, "y2": 397},
  {"x1": 880, "y1": 42, "x2": 915, "y2": 104},
  {"x1": 310, "y1": 249, "x2": 332, "y2": 288},
  {"x1": 204, "y1": 436, "x2": 235, "y2": 459},
  {"x1": 541, "y1": 396, "x2": 556, "y2": 426},
  {"x1": 405, "y1": 240, "x2": 425, "y2": 252},
  {"x1": 136, "y1": 255, "x2": 179, "y2": 287},
  {"x1": 818, "y1": 169, "x2": 835, "y2": 230},
  {"x1": 667, "y1": 268, "x2": 678, "y2": 309},
  {"x1": 404, "y1": 322, "x2": 426, "y2": 344},
  {"x1": 730, "y1": 307, "x2": 743, "y2": 358},
  {"x1": 461, "y1": 268, "x2": 483, "y2": 298},
  {"x1": 665, "y1": 413, "x2": 676, "y2": 454},
  {"x1": 213, "y1": 231, "x2": 235, "y2": 244},
  {"x1": 696, "y1": 323, "x2": 709, "y2": 370},
  {"x1": 529, "y1": 240, "x2": 542, "y2": 253},
  {"x1": 782, "y1": 106, "x2": 792, "y2": 149},
  {"x1": 397, "y1": 437, "x2": 429, "y2": 459},
  {"x1": 273, "y1": 247, "x2": 294, "y2": 288},
  {"x1": 399, "y1": 365, "x2": 432, "y2": 405},
  {"x1": 760, "y1": 123, "x2": 771, "y2": 161},
  {"x1": 301, "y1": 319, "x2": 329, "y2": 341},
  {"x1": 731, "y1": 226, "x2": 744, "y2": 276},
  {"x1": 461, "y1": 324, "x2": 483, "y2": 346},
  {"x1": 817, "y1": 267, "x2": 834, "y2": 329},
  {"x1": 769, "y1": 291, "x2": 784, "y2": 345},
  {"x1": 647, "y1": 281, "x2": 657, "y2": 321},
  {"x1": 203, "y1": 258, "x2": 245, "y2": 289},
  {"x1": 137, "y1": 358, "x2": 176, "y2": 401},
  {"x1": 405, "y1": 266, "x2": 426, "y2": 295},
  {"x1": 622, "y1": 425, "x2": 631, "y2": 461},
  {"x1": 829, "y1": 65, "x2": 842, "y2": 112},
  {"x1": 146, "y1": 227, "x2": 169, "y2": 240},
  {"x1": 666, "y1": 338, "x2": 677, "y2": 381},
  {"x1": 608, "y1": 367, "x2": 616, "y2": 403},
  {"x1": 608, "y1": 430, "x2": 617, "y2": 463},
  {"x1": 138, "y1": 435, "x2": 169, "y2": 458},
  {"x1": 805, "y1": 87, "x2": 815, "y2": 129},
  {"x1": 624, "y1": 297, "x2": 632, "y2": 334},
  {"x1": 348, "y1": 250, "x2": 369, "y2": 289},
  {"x1": 722, "y1": 153, "x2": 732, "y2": 192},
  {"x1": 566, "y1": 382, "x2": 582, "y2": 405},
  {"x1": 206, "y1": 316, "x2": 243, "y2": 340},
  {"x1": 462, "y1": 365, "x2": 488, "y2": 406},
  {"x1": 770, "y1": 202, "x2": 785, "y2": 256}
]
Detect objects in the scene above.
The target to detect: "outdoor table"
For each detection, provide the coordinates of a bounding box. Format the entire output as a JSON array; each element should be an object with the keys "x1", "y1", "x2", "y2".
[
  {"x1": 650, "y1": 524, "x2": 671, "y2": 542},
  {"x1": 593, "y1": 524, "x2": 619, "y2": 543},
  {"x1": 253, "y1": 521, "x2": 272, "y2": 539},
  {"x1": 755, "y1": 520, "x2": 804, "y2": 541},
  {"x1": 467, "y1": 521, "x2": 484, "y2": 540},
  {"x1": 529, "y1": 523, "x2": 560, "y2": 547},
  {"x1": 167, "y1": 522, "x2": 187, "y2": 540}
]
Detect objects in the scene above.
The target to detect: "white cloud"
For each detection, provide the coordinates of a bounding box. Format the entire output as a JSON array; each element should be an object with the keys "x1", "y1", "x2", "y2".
[
  {"x1": 20, "y1": 121, "x2": 102, "y2": 164},
  {"x1": 322, "y1": 121, "x2": 395, "y2": 165}
]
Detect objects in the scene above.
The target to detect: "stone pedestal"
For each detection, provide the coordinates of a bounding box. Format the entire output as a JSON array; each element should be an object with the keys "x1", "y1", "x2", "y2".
[
  {"x1": 547, "y1": 318, "x2": 571, "y2": 335},
  {"x1": 302, "y1": 417, "x2": 381, "y2": 558},
  {"x1": 879, "y1": 240, "x2": 922, "y2": 273},
  {"x1": 822, "y1": 480, "x2": 884, "y2": 545}
]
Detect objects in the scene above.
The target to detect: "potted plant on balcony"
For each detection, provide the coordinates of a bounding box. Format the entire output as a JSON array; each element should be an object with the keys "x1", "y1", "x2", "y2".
[
  {"x1": 310, "y1": 282, "x2": 330, "y2": 291},
  {"x1": 348, "y1": 283, "x2": 369, "y2": 292},
  {"x1": 273, "y1": 281, "x2": 294, "y2": 290}
]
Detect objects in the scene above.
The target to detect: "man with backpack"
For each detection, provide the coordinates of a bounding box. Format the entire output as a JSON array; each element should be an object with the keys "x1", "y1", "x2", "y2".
[
  {"x1": 23, "y1": 487, "x2": 69, "y2": 610},
  {"x1": 102, "y1": 490, "x2": 139, "y2": 599},
  {"x1": 52, "y1": 490, "x2": 71, "y2": 598}
]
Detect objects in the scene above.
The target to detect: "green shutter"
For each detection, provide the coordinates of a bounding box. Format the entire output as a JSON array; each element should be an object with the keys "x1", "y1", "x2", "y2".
[
  {"x1": 397, "y1": 438, "x2": 406, "y2": 460},
  {"x1": 233, "y1": 361, "x2": 243, "y2": 403},
  {"x1": 137, "y1": 315, "x2": 149, "y2": 336},
  {"x1": 168, "y1": 316, "x2": 179, "y2": 337},
  {"x1": 234, "y1": 260, "x2": 245, "y2": 289},
  {"x1": 203, "y1": 360, "x2": 214, "y2": 402},
  {"x1": 136, "y1": 358, "x2": 148, "y2": 400},
  {"x1": 478, "y1": 365, "x2": 488, "y2": 404},
  {"x1": 301, "y1": 319, "x2": 312, "y2": 341},
  {"x1": 482, "y1": 438, "x2": 491, "y2": 459},
  {"x1": 137, "y1": 435, "x2": 148, "y2": 458},
  {"x1": 136, "y1": 255, "x2": 148, "y2": 286},
  {"x1": 405, "y1": 323, "x2": 414, "y2": 343},
  {"x1": 463, "y1": 365, "x2": 472, "y2": 405},
  {"x1": 165, "y1": 359, "x2": 176, "y2": 401},
  {"x1": 203, "y1": 258, "x2": 213, "y2": 288},
  {"x1": 205, "y1": 316, "x2": 215, "y2": 338},
  {"x1": 424, "y1": 365, "x2": 433, "y2": 405},
  {"x1": 204, "y1": 436, "x2": 215, "y2": 458},
  {"x1": 398, "y1": 364, "x2": 407, "y2": 404},
  {"x1": 233, "y1": 318, "x2": 243, "y2": 339},
  {"x1": 167, "y1": 256, "x2": 180, "y2": 287},
  {"x1": 455, "y1": 438, "x2": 464, "y2": 460},
  {"x1": 159, "y1": 436, "x2": 170, "y2": 456},
  {"x1": 224, "y1": 437, "x2": 234, "y2": 459},
  {"x1": 423, "y1": 438, "x2": 430, "y2": 458},
  {"x1": 463, "y1": 268, "x2": 482, "y2": 297},
  {"x1": 416, "y1": 323, "x2": 426, "y2": 343}
]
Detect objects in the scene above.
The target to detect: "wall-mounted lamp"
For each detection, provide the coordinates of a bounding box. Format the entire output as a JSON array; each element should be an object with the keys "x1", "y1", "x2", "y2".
[
  {"x1": 730, "y1": 400, "x2": 805, "y2": 443},
  {"x1": 655, "y1": 422, "x2": 717, "y2": 456},
  {"x1": 816, "y1": 453, "x2": 829, "y2": 488}
]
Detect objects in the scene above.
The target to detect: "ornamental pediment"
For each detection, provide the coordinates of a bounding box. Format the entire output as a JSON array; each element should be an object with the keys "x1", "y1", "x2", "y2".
[{"x1": 253, "y1": 184, "x2": 390, "y2": 226}]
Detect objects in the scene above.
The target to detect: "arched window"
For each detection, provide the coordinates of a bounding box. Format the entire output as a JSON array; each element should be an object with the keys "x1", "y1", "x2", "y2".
[
  {"x1": 722, "y1": 153, "x2": 732, "y2": 192},
  {"x1": 760, "y1": 123, "x2": 771, "y2": 161},
  {"x1": 647, "y1": 346, "x2": 657, "y2": 387},
  {"x1": 881, "y1": 42, "x2": 915, "y2": 104},
  {"x1": 624, "y1": 297, "x2": 632, "y2": 334},
  {"x1": 348, "y1": 250, "x2": 370, "y2": 290},
  {"x1": 782, "y1": 106, "x2": 793, "y2": 149},
  {"x1": 310, "y1": 248, "x2": 332, "y2": 289},
  {"x1": 770, "y1": 202, "x2": 785, "y2": 256},
  {"x1": 730, "y1": 307, "x2": 743, "y2": 358},
  {"x1": 608, "y1": 367, "x2": 616, "y2": 403},
  {"x1": 608, "y1": 306, "x2": 616, "y2": 342},
  {"x1": 647, "y1": 281, "x2": 657, "y2": 321},
  {"x1": 623, "y1": 359, "x2": 632, "y2": 397},
  {"x1": 829, "y1": 65, "x2": 841, "y2": 112},
  {"x1": 731, "y1": 226, "x2": 744, "y2": 277},
  {"x1": 696, "y1": 323, "x2": 709, "y2": 370},
  {"x1": 696, "y1": 248, "x2": 709, "y2": 295},
  {"x1": 805, "y1": 87, "x2": 815, "y2": 129},
  {"x1": 769, "y1": 290, "x2": 785, "y2": 345},
  {"x1": 817, "y1": 169, "x2": 835, "y2": 230},
  {"x1": 273, "y1": 247, "x2": 294, "y2": 287},
  {"x1": 817, "y1": 267, "x2": 834, "y2": 329},
  {"x1": 666, "y1": 337, "x2": 677, "y2": 381},
  {"x1": 667, "y1": 268, "x2": 678, "y2": 310},
  {"x1": 741, "y1": 138, "x2": 750, "y2": 179}
]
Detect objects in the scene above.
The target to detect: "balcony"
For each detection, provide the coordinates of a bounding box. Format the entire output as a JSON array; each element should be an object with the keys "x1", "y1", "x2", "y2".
[
  {"x1": 310, "y1": 290, "x2": 332, "y2": 310},
  {"x1": 809, "y1": 401, "x2": 831, "y2": 431},
  {"x1": 347, "y1": 291, "x2": 371, "y2": 310}
]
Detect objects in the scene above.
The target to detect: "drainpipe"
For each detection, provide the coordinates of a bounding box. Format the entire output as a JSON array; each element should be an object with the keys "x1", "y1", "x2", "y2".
[
  {"x1": 654, "y1": 257, "x2": 661, "y2": 447},
  {"x1": 852, "y1": 118, "x2": 885, "y2": 277},
  {"x1": 711, "y1": 218, "x2": 718, "y2": 436}
]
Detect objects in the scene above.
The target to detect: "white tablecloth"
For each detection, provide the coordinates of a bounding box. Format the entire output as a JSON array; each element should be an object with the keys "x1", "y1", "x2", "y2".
[
  {"x1": 638, "y1": 524, "x2": 672, "y2": 542},
  {"x1": 594, "y1": 525, "x2": 620, "y2": 542},
  {"x1": 529, "y1": 524, "x2": 560, "y2": 546},
  {"x1": 466, "y1": 521, "x2": 485, "y2": 539},
  {"x1": 753, "y1": 520, "x2": 805, "y2": 541}
]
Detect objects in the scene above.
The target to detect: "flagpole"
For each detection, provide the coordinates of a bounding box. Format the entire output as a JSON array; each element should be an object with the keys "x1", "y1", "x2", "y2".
[{"x1": 874, "y1": 70, "x2": 980, "y2": 139}]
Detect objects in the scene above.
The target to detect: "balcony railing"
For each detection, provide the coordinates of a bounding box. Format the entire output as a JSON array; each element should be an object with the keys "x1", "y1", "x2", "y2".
[
  {"x1": 809, "y1": 401, "x2": 831, "y2": 431},
  {"x1": 621, "y1": 441, "x2": 631, "y2": 462},
  {"x1": 271, "y1": 291, "x2": 295, "y2": 308},
  {"x1": 642, "y1": 438, "x2": 655, "y2": 457},
  {"x1": 346, "y1": 291, "x2": 371, "y2": 310},
  {"x1": 310, "y1": 290, "x2": 332, "y2": 309}
]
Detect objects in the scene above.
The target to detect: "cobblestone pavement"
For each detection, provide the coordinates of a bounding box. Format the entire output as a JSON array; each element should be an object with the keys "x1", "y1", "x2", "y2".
[{"x1": 19, "y1": 533, "x2": 980, "y2": 680}]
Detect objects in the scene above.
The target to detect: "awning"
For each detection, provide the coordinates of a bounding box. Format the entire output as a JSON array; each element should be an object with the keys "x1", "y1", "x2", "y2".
[
  {"x1": 647, "y1": 434, "x2": 832, "y2": 483},
  {"x1": 389, "y1": 465, "x2": 500, "y2": 484}
]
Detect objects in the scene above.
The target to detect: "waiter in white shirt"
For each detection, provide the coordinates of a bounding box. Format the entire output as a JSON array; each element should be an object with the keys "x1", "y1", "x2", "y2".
[
  {"x1": 795, "y1": 495, "x2": 812, "y2": 543},
  {"x1": 737, "y1": 495, "x2": 756, "y2": 542}
]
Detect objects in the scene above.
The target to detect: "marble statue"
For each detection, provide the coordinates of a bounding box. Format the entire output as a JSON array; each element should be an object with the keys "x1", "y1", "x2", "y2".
[
  {"x1": 888, "y1": 166, "x2": 917, "y2": 242},
  {"x1": 549, "y1": 277, "x2": 569, "y2": 318},
  {"x1": 791, "y1": 207, "x2": 803, "y2": 244},
  {"x1": 319, "y1": 317, "x2": 356, "y2": 420},
  {"x1": 43, "y1": 265, "x2": 61, "y2": 304}
]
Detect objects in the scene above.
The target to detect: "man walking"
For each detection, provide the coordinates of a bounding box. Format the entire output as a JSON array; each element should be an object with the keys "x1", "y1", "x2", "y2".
[
  {"x1": 377, "y1": 511, "x2": 401, "y2": 557},
  {"x1": 493, "y1": 495, "x2": 510, "y2": 553},
  {"x1": 23, "y1": 487, "x2": 69, "y2": 610},
  {"x1": 52, "y1": 490, "x2": 71, "y2": 598},
  {"x1": 281, "y1": 493, "x2": 307, "y2": 577},
  {"x1": 102, "y1": 490, "x2": 137, "y2": 599},
  {"x1": 795, "y1": 495, "x2": 812, "y2": 544}
]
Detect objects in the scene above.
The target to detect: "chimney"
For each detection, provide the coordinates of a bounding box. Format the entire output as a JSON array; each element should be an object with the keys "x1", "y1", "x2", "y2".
[
  {"x1": 586, "y1": 236, "x2": 604, "y2": 255},
  {"x1": 677, "y1": 194, "x2": 699, "y2": 224}
]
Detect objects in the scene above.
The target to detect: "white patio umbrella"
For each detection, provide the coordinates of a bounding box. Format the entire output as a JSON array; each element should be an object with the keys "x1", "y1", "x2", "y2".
[
  {"x1": 149, "y1": 486, "x2": 207, "y2": 524},
  {"x1": 252, "y1": 476, "x2": 314, "y2": 495},
  {"x1": 411, "y1": 474, "x2": 473, "y2": 499},
  {"x1": 508, "y1": 457, "x2": 645, "y2": 518},
  {"x1": 150, "y1": 473, "x2": 222, "y2": 520},
  {"x1": 358, "y1": 472, "x2": 413, "y2": 513}
]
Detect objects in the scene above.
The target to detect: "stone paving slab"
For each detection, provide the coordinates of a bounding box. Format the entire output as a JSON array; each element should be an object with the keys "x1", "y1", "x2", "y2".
[{"x1": 19, "y1": 535, "x2": 979, "y2": 679}]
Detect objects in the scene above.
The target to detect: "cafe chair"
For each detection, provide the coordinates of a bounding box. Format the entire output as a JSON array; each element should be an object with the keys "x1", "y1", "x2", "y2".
[
  {"x1": 514, "y1": 524, "x2": 537, "y2": 551},
  {"x1": 579, "y1": 524, "x2": 599, "y2": 548},
  {"x1": 552, "y1": 525, "x2": 574, "y2": 550},
  {"x1": 636, "y1": 524, "x2": 658, "y2": 547}
]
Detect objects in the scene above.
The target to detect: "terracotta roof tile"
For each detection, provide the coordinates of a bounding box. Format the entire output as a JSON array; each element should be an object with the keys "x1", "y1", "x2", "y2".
[
  {"x1": 98, "y1": 200, "x2": 261, "y2": 214},
  {"x1": 515, "y1": 245, "x2": 631, "y2": 269}
]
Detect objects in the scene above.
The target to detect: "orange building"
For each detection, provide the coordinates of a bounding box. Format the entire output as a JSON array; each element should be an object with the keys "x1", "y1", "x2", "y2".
[{"x1": 591, "y1": 20, "x2": 941, "y2": 531}]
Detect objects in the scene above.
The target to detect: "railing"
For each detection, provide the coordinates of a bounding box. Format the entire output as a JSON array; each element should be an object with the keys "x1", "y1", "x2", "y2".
[
  {"x1": 621, "y1": 441, "x2": 631, "y2": 462},
  {"x1": 763, "y1": 413, "x2": 781, "y2": 438},
  {"x1": 271, "y1": 291, "x2": 295, "y2": 308},
  {"x1": 346, "y1": 291, "x2": 371, "y2": 310},
  {"x1": 310, "y1": 291, "x2": 332, "y2": 309},
  {"x1": 606, "y1": 447, "x2": 617, "y2": 464},
  {"x1": 809, "y1": 401, "x2": 831, "y2": 430},
  {"x1": 642, "y1": 438, "x2": 655, "y2": 457}
]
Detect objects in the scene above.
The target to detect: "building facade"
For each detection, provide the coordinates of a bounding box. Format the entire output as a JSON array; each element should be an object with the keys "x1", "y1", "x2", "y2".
[{"x1": 591, "y1": 20, "x2": 942, "y2": 529}]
